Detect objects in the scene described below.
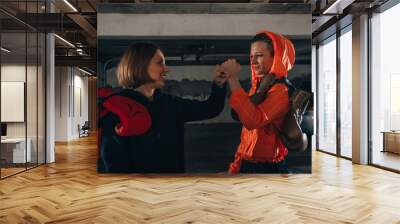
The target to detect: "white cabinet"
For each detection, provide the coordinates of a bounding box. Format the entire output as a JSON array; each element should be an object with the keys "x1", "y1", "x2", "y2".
[{"x1": 1, "y1": 138, "x2": 32, "y2": 163}]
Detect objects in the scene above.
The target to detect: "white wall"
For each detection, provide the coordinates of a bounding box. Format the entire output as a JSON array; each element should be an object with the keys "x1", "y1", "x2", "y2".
[
  {"x1": 1, "y1": 65, "x2": 37, "y2": 137},
  {"x1": 1, "y1": 63, "x2": 46, "y2": 163},
  {"x1": 72, "y1": 73, "x2": 89, "y2": 138},
  {"x1": 98, "y1": 14, "x2": 310, "y2": 37},
  {"x1": 55, "y1": 67, "x2": 89, "y2": 141},
  {"x1": 1, "y1": 65, "x2": 26, "y2": 81},
  {"x1": 1, "y1": 65, "x2": 26, "y2": 139},
  {"x1": 55, "y1": 66, "x2": 69, "y2": 141}
]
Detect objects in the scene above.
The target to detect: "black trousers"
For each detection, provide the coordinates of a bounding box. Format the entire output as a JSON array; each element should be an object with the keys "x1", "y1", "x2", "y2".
[{"x1": 240, "y1": 159, "x2": 290, "y2": 174}]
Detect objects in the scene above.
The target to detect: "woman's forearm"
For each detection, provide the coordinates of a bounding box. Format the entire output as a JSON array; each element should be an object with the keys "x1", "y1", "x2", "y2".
[{"x1": 228, "y1": 76, "x2": 242, "y2": 91}]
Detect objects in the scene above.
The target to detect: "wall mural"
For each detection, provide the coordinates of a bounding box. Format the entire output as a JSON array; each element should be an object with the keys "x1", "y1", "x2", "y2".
[{"x1": 97, "y1": 3, "x2": 312, "y2": 173}]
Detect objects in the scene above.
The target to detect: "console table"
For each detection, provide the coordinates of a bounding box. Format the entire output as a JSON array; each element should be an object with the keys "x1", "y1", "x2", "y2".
[
  {"x1": 381, "y1": 131, "x2": 400, "y2": 154},
  {"x1": 1, "y1": 138, "x2": 32, "y2": 163}
]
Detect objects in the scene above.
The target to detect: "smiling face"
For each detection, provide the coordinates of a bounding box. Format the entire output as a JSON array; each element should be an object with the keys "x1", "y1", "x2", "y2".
[
  {"x1": 147, "y1": 49, "x2": 170, "y2": 89},
  {"x1": 250, "y1": 41, "x2": 274, "y2": 77}
]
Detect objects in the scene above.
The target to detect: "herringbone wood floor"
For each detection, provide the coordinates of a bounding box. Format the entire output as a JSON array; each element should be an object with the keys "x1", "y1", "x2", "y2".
[{"x1": 1, "y1": 135, "x2": 400, "y2": 223}]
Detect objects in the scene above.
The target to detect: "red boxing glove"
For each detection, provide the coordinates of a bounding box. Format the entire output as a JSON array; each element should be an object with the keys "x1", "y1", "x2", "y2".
[
  {"x1": 97, "y1": 87, "x2": 113, "y2": 98},
  {"x1": 98, "y1": 87, "x2": 114, "y2": 119},
  {"x1": 103, "y1": 95, "x2": 152, "y2": 136}
]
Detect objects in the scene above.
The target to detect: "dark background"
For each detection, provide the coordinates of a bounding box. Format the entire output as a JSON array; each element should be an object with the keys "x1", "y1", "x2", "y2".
[{"x1": 98, "y1": 37, "x2": 313, "y2": 173}]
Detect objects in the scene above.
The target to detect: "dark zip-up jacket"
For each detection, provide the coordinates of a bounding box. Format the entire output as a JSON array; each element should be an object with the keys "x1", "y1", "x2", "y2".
[{"x1": 98, "y1": 83, "x2": 226, "y2": 173}]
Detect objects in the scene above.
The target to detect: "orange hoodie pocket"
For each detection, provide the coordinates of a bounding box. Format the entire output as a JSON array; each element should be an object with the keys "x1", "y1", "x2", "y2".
[{"x1": 251, "y1": 126, "x2": 278, "y2": 161}]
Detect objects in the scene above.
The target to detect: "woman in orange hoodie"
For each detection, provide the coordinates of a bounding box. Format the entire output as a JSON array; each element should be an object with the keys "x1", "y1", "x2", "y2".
[{"x1": 221, "y1": 30, "x2": 295, "y2": 173}]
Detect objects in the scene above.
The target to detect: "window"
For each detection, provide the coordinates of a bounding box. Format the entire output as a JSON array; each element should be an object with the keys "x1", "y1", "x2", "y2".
[
  {"x1": 0, "y1": 1, "x2": 47, "y2": 179},
  {"x1": 370, "y1": 2, "x2": 400, "y2": 171},
  {"x1": 317, "y1": 35, "x2": 337, "y2": 154},
  {"x1": 339, "y1": 28, "x2": 352, "y2": 158}
]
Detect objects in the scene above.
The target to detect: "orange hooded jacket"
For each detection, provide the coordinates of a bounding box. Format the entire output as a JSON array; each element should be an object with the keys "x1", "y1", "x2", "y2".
[{"x1": 228, "y1": 30, "x2": 295, "y2": 173}]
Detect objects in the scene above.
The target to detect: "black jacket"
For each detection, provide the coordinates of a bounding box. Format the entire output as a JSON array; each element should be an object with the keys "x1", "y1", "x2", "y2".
[{"x1": 98, "y1": 83, "x2": 227, "y2": 173}]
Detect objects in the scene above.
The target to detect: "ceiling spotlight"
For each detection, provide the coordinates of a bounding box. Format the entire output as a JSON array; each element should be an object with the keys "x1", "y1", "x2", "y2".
[
  {"x1": 77, "y1": 67, "x2": 93, "y2": 76},
  {"x1": 1, "y1": 47, "x2": 11, "y2": 53},
  {"x1": 322, "y1": 0, "x2": 354, "y2": 15},
  {"x1": 54, "y1": 34, "x2": 75, "y2": 48},
  {"x1": 63, "y1": 0, "x2": 78, "y2": 12}
]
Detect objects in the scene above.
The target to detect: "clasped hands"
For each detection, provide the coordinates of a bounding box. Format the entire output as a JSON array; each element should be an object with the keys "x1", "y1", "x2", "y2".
[{"x1": 213, "y1": 59, "x2": 241, "y2": 87}]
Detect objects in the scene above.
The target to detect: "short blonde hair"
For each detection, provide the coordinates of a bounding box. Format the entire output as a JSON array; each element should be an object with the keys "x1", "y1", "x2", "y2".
[{"x1": 116, "y1": 42, "x2": 159, "y2": 88}]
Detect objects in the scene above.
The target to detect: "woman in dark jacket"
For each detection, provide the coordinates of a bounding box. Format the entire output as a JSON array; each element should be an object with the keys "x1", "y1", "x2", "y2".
[{"x1": 98, "y1": 42, "x2": 228, "y2": 173}]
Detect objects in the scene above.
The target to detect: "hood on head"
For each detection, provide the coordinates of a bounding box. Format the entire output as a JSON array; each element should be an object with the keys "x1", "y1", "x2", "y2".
[{"x1": 251, "y1": 30, "x2": 295, "y2": 85}]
